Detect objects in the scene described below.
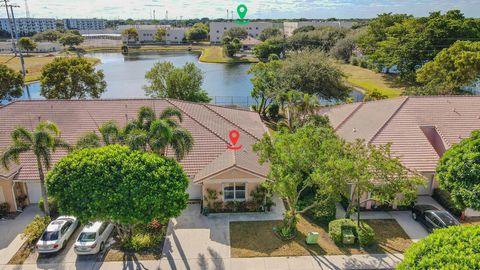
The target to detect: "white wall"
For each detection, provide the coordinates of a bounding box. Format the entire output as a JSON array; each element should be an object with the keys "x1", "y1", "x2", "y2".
[
  {"x1": 26, "y1": 182, "x2": 41, "y2": 203},
  {"x1": 209, "y1": 21, "x2": 273, "y2": 43},
  {"x1": 187, "y1": 182, "x2": 202, "y2": 200}
]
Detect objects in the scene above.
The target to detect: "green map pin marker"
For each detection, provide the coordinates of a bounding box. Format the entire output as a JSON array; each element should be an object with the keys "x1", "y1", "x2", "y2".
[{"x1": 237, "y1": 4, "x2": 247, "y2": 19}]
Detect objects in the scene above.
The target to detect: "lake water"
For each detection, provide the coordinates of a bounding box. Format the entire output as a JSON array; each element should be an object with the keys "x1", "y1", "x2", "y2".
[{"x1": 22, "y1": 52, "x2": 363, "y2": 106}]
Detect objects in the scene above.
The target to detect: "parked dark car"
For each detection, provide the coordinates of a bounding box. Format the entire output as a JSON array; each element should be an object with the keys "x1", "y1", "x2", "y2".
[{"x1": 412, "y1": 204, "x2": 460, "y2": 232}]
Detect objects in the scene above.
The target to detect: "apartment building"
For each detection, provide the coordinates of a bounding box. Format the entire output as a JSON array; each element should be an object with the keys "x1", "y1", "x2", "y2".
[
  {"x1": 63, "y1": 18, "x2": 106, "y2": 31},
  {"x1": 0, "y1": 18, "x2": 55, "y2": 35},
  {"x1": 283, "y1": 21, "x2": 355, "y2": 36},
  {"x1": 118, "y1": 25, "x2": 187, "y2": 44},
  {"x1": 209, "y1": 21, "x2": 274, "y2": 43}
]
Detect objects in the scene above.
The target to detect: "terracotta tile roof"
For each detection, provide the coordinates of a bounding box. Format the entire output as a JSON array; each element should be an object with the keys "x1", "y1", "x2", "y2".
[
  {"x1": 0, "y1": 99, "x2": 269, "y2": 181},
  {"x1": 320, "y1": 96, "x2": 480, "y2": 174}
]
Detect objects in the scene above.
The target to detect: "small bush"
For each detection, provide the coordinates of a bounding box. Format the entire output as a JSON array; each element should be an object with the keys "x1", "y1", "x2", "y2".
[
  {"x1": 328, "y1": 219, "x2": 356, "y2": 244},
  {"x1": 38, "y1": 197, "x2": 59, "y2": 216},
  {"x1": 357, "y1": 223, "x2": 375, "y2": 246},
  {"x1": 432, "y1": 188, "x2": 463, "y2": 217},
  {"x1": 351, "y1": 57, "x2": 359, "y2": 66},
  {"x1": 125, "y1": 233, "x2": 162, "y2": 251},
  {"x1": 328, "y1": 219, "x2": 375, "y2": 246},
  {"x1": 22, "y1": 215, "x2": 51, "y2": 244},
  {"x1": 0, "y1": 202, "x2": 10, "y2": 216}
]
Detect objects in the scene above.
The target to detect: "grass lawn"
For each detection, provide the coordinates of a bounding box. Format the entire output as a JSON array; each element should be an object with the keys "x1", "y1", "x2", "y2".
[
  {"x1": 230, "y1": 216, "x2": 412, "y2": 258},
  {"x1": 338, "y1": 64, "x2": 406, "y2": 98},
  {"x1": 0, "y1": 54, "x2": 100, "y2": 83},
  {"x1": 199, "y1": 46, "x2": 258, "y2": 63}
]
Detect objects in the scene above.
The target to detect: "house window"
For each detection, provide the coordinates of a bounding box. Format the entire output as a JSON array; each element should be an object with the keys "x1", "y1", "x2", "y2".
[{"x1": 223, "y1": 183, "x2": 246, "y2": 201}]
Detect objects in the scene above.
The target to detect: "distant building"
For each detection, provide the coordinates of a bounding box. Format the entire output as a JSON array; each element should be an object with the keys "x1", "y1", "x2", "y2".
[
  {"x1": 118, "y1": 25, "x2": 187, "y2": 44},
  {"x1": 63, "y1": 18, "x2": 106, "y2": 31},
  {"x1": 240, "y1": 36, "x2": 261, "y2": 50},
  {"x1": 209, "y1": 22, "x2": 274, "y2": 43},
  {"x1": 0, "y1": 41, "x2": 61, "y2": 53},
  {"x1": 0, "y1": 18, "x2": 56, "y2": 35},
  {"x1": 283, "y1": 21, "x2": 354, "y2": 36}
]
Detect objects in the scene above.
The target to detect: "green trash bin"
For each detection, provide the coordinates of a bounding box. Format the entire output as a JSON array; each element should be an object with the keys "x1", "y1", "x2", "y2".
[
  {"x1": 342, "y1": 228, "x2": 355, "y2": 245},
  {"x1": 306, "y1": 232, "x2": 319, "y2": 244}
]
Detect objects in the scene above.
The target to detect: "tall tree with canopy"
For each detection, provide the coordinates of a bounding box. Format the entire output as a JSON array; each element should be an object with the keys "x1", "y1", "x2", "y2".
[
  {"x1": 247, "y1": 60, "x2": 283, "y2": 116},
  {"x1": 253, "y1": 125, "x2": 345, "y2": 234},
  {"x1": 0, "y1": 121, "x2": 71, "y2": 216},
  {"x1": 144, "y1": 61, "x2": 211, "y2": 102},
  {"x1": 436, "y1": 130, "x2": 480, "y2": 212},
  {"x1": 280, "y1": 50, "x2": 350, "y2": 100},
  {"x1": 0, "y1": 64, "x2": 24, "y2": 101},
  {"x1": 46, "y1": 145, "x2": 189, "y2": 241},
  {"x1": 415, "y1": 41, "x2": 480, "y2": 94},
  {"x1": 40, "y1": 57, "x2": 106, "y2": 99}
]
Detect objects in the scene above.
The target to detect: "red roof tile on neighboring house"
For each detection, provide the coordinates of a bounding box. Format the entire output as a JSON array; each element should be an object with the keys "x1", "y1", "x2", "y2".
[
  {"x1": 0, "y1": 99, "x2": 269, "y2": 181},
  {"x1": 321, "y1": 96, "x2": 480, "y2": 174}
]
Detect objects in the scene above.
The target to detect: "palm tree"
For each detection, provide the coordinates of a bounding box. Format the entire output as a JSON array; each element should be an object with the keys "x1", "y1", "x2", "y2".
[
  {"x1": 0, "y1": 121, "x2": 71, "y2": 216},
  {"x1": 77, "y1": 106, "x2": 194, "y2": 160}
]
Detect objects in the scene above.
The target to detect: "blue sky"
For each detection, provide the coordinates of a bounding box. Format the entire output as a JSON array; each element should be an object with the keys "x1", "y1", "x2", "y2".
[{"x1": 7, "y1": 0, "x2": 480, "y2": 19}]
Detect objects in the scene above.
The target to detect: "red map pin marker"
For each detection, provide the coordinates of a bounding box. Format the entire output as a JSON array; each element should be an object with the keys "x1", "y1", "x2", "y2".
[
  {"x1": 229, "y1": 130, "x2": 240, "y2": 145},
  {"x1": 227, "y1": 130, "x2": 242, "y2": 150}
]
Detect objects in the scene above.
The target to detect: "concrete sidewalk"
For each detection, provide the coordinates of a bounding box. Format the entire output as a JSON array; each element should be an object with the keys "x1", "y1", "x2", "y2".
[{"x1": 1, "y1": 253, "x2": 403, "y2": 270}]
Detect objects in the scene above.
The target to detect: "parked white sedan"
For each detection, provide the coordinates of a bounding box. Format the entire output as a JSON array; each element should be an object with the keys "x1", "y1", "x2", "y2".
[
  {"x1": 37, "y1": 216, "x2": 79, "y2": 253},
  {"x1": 74, "y1": 221, "x2": 114, "y2": 255}
]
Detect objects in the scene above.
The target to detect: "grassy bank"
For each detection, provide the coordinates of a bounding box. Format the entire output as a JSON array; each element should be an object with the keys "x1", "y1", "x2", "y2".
[
  {"x1": 339, "y1": 64, "x2": 405, "y2": 98},
  {"x1": 83, "y1": 45, "x2": 258, "y2": 64},
  {"x1": 199, "y1": 46, "x2": 258, "y2": 63},
  {"x1": 0, "y1": 54, "x2": 100, "y2": 83}
]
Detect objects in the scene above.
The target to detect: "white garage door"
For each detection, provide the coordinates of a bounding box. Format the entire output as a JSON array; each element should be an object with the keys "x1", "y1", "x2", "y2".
[
  {"x1": 0, "y1": 186, "x2": 5, "y2": 203},
  {"x1": 417, "y1": 177, "x2": 433, "y2": 195},
  {"x1": 187, "y1": 182, "x2": 202, "y2": 200},
  {"x1": 26, "y1": 182, "x2": 42, "y2": 203}
]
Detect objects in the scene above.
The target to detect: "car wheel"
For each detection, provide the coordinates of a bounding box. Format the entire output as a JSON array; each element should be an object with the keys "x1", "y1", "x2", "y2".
[
  {"x1": 100, "y1": 242, "x2": 105, "y2": 252},
  {"x1": 412, "y1": 212, "x2": 417, "y2": 220},
  {"x1": 63, "y1": 241, "x2": 67, "y2": 250}
]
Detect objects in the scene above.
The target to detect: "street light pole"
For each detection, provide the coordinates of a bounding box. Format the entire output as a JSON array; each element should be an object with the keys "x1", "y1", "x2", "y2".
[
  {"x1": 2, "y1": 0, "x2": 17, "y2": 56},
  {"x1": 2, "y1": 2, "x2": 30, "y2": 99}
]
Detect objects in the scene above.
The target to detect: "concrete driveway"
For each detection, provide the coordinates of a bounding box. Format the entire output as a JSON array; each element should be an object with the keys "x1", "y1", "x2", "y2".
[
  {"x1": 0, "y1": 205, "x2": 41, "y2": 265},
  {"x1": 161, "y1": 197, "x2": 285, "y2": 270}
]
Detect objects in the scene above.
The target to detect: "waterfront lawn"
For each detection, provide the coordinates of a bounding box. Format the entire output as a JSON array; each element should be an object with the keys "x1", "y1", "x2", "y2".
[
  {"x1": 230, "y1": 217, "x2": 412, "y2": 258},
  {"x1": 0, "y1": 54, "x2": 100, "y2": 82},
  {"x1": 339, "y1": 64, "x2": 405, "y2": 98},
  {"x1": 199, "y1": 46, "x2": 258, "y2": 63}
]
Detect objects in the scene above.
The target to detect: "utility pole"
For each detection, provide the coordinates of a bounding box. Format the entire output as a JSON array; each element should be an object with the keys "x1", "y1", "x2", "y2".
[
  {"x1": 3, "y1": 0, "x2": 17, "y2": 56},
  {"x1": 24, "y1": 0, "x2": 29, "y2": 17},
  {"x1": 3, "y1": 2, "x2": 30, "y2": 98}
]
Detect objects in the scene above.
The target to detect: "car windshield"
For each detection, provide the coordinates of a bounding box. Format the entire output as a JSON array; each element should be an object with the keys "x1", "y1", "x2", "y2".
[
  {"x1": 78, "y1": 232, "x2": 96, "y2": 242},
  {"x1": 40, "y1": 231, "x2": 59, "y2": 241},
  {"x1": 436, "y1": 212, "x2": 459, "y2": 225}
]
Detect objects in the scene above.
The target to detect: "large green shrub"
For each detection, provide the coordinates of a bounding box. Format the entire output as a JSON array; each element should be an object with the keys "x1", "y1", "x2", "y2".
[
  {"x1": 328, "y1": 219, "x2": 356, "y2": 244},
  {"x1": 123, "y1": 224, "x2": 164, "y2": 251},
  {"x1": 38, "y1": 197, "x2": 59, "y2": 217},
  {"x1": 397, "y1": 225, "x2": 480, "y2": 270},
  {"x1": 328, "y1": 219, "x2": 375, "y2": 246},
  {"x1": 46, "y1": 145, "x2": 189, "y2": 241},
  {"x1": 357, "y1": 223, "x2": 375, "y2": 246},
  {"x1": 432, "y1": 188, "x2": 463, "y2": 217},
  {"x1": 22, "y1": 215, "x2": 51, "y2": 244}
]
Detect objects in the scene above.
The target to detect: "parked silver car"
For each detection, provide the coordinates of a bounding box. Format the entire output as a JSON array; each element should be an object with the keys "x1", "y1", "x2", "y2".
[
  {"x1": 37, "y1": 216, "x2": 79, "y2": 253},
  {"x1": 74, "y1": 221, "x2": 114, "y2": 255}
]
